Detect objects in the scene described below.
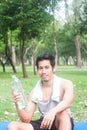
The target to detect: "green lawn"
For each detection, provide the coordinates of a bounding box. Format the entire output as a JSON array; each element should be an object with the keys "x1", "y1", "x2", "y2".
[{"x1": 0, "y1": 65, "x2": 87, "y2": 121}]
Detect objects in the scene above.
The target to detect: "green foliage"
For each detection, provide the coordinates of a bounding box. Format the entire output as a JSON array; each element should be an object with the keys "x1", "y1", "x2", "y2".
[
  {"x1": 0, "y1": 40, "x2": 5, "y2": 52},
  {"x1": 0, "y1": 0, "x2": 87, "y2": 69},
  {"x1": 0, "y1": 0, "x2": 58, "y2": 76},
  {"x1": 0, "y1": 0, "x2": 53, "y2": 38},
  {"x1": 71, "y1": 0, "x2": 87, "y2": 36},
  {"x1": 79, "y1": 1, "x2": 87, "y2": 34},
  {"x1": 81, "y1": 34, "x2": 87, "y2": 60},
  {"x1": 56, "y1": 23, "x2": 76, "y2": 58}
]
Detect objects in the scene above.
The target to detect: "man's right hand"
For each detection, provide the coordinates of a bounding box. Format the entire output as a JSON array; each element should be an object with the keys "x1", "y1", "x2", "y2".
[{"x1": 12, "y1": 89, "x2": 23, "y2": 103}]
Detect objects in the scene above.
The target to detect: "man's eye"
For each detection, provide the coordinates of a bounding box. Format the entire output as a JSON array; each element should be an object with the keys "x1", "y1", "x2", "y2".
[
  {"x1": 39, "y1": 67, "x2": 43, "y2": 70},
  {"x1": 45, "y1": 66, "x2": 49, "y2": 69}
]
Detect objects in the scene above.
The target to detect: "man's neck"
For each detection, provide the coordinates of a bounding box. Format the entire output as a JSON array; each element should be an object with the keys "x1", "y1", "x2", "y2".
[{"x1": 41, "y1": 78, "x2": 53, "y2": 88}]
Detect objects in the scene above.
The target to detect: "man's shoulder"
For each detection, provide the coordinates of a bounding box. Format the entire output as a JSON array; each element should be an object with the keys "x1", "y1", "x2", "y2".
[
  {"x1": 54, "y1": 75, "x2": 72, "y2": 82},
  {"x1": 53, "y1": 74, "x2": 62, "y2": 81},
  {"x1": 61, "y1": 78, "x2": 73, "y2": 89},
  {"x1": 54, "y1": 75, "x2": 73, "y2": 88}
]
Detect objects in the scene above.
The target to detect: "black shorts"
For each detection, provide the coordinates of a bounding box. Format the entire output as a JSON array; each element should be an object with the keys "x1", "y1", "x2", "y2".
[{"x1": 30, "y1": 117, "x2": 74, "y2": 130}]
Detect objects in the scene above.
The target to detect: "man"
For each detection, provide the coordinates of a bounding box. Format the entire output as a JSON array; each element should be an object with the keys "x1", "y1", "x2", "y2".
[{"x1": 8, "y1": 53, "x2": 74, "y2": 130}]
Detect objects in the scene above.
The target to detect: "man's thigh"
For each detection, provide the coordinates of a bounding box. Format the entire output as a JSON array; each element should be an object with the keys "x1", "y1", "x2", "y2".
[
  {"x1": 30, "y1": 118, "x2": 56, "y2": 130},
  {"x1": 30, "y1": 114, "x2": 74, "y2": 130},
  {"x1": 30, "y1": 118, "x2": 43, "y2": 130}
]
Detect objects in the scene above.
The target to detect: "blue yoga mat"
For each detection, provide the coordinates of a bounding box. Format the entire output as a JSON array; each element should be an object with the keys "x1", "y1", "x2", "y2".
[
  {"x1": 0, "y1": 121, "x2": 87, "y2": 130},
  {"x1": 0, "y1": 122, "x2": 10, "y2": 130},
  {"x1": 74, "y1": 122, "x2": 87, "y2": 130}
]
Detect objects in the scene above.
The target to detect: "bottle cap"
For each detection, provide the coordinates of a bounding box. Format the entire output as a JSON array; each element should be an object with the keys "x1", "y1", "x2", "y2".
[{"x1": 12, "y1": 75, "x2": 18, "y2": 82}]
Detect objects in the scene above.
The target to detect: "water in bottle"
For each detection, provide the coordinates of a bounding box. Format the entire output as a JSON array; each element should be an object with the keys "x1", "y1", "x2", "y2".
[{"x1": 11, "y1": 75, "x2": 27, "y2": 109}]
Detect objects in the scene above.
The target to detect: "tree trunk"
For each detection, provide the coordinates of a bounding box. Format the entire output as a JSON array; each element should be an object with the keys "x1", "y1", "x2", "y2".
[
  {"x1": 75, "y1": 35, "x2": 82, "y2": 68},
  {"x1": 54, "y1": 40, "x2": 58, "y2": 65},
  {"x1": 51, "y1": 1, "x2": 58, "y2": 65},
  {"x1": 64, "y1": 56, "x2": 69, "y2": 65},
  {"x1": 12, "y1": 45, "x2": 16, "y2": 64},
  {"x1": 20, "y1": 35, "x2": 28, "y2": 78},
  {"x1": 52, "y1": 19, "x2": 58, "y2": 65},
  {"x1": 33, "y1": 56, "x2": 36, "y2": 75},
  {"x1": 31, "y1": 38, "x2": 36, "y2": 75},
  {"x1": 0, "y1": 60, "x2": 6, "y2": 72},
  {"x1": 4, "y1": 34, "x2": 16, "y2": 73}
]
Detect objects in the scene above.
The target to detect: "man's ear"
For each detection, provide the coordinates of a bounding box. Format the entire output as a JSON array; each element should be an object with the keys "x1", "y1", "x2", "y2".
[{"x1": 53, "y1": 65, "x2": 57, "y2": 73}]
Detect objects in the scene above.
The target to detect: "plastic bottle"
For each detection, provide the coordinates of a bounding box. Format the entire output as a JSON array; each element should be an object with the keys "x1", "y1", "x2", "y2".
[{"x1": 11, "y1": 75, "x2": 27, "y2": 109}]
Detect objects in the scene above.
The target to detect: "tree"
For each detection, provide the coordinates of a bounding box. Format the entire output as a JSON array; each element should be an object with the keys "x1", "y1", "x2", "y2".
[
  {"x1": 61, "y1": 0, "x2": 87, "y2": 67},
  {"x1": 71, "y1": 0, "x2": 86, "y2": 67},
  {"x1": 0, "y1": 0, "x2": 17, "y2": 73},
  {"x1": 0, "y1": 0, "x2": 58, "y2": 77}
]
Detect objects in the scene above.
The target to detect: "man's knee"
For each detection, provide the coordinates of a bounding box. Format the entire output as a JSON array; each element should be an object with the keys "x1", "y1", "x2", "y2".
[
  {"x1": 8, "y1": 121, "x2": 17, "y2": 130},
  {"x1": 55, "y1": 110, "x2": 72, "y2": 130},
  {"x1": 58, "y1": 110, "x2": 70, "y2": 118},
  {"x1": 55, "y1": 110, "x2": 71, "y2": 124}
]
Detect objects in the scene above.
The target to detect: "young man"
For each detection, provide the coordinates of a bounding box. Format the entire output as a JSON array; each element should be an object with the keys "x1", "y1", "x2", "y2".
[{"x1": 8, "y1": 53, "x2": 74, "y2": 130}]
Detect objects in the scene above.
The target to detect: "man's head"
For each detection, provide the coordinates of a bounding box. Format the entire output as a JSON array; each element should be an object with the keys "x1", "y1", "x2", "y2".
[
  {"x1": 36, "y1": 53, "x2": 55, "y2": 69},
  {"x1": 36, "y1": 53, "x2": 56, "y2": 82}
]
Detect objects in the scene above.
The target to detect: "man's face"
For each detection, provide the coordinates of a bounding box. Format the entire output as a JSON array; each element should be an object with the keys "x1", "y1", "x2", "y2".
[{"x1": 37, "y1": 60, "x2": 54, "y2": 82}]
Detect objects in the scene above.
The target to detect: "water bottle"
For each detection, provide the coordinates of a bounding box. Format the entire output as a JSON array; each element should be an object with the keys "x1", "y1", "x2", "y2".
[{"x1": 11, "y1": 75, "x2": 27, "y2": 109}]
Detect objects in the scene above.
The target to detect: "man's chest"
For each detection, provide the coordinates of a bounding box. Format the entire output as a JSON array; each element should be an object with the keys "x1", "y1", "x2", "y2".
[{"x1": 41, "y1": 87, "x2": 52, "y2": 101}]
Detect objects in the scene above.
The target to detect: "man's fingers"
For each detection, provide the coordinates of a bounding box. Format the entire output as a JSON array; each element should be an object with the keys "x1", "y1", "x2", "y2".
[
  {"x1": 13, "y1": 93, "x2": 22, "y2": 102},
  {"x1": 48, "y1": 120, "x2": 52, "y2": 130},
  {"x1": 40, "y1": 120, "x2": 52, "y2": 129}
]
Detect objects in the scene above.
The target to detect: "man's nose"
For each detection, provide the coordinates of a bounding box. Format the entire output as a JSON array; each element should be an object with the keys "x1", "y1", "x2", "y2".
[{"x1": 42, "y1": 68, "x2": 46, "y2": 73}]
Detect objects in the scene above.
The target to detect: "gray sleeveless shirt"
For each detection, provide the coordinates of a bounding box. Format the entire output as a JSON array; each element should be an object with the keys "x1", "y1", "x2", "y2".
[{"x1": 32, "y1": 75, "x2": 71, "y2": 117}]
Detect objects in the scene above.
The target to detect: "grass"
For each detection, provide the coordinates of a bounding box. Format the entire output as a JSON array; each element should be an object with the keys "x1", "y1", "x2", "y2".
[{"x1": 0, "y1": 65, "x2": 87, "y2": 121}]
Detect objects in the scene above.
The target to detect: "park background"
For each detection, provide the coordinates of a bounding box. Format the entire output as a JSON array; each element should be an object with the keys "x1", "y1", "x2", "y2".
[{"x1": 0, "y1": 0, "x2": 87, "y2": 122}]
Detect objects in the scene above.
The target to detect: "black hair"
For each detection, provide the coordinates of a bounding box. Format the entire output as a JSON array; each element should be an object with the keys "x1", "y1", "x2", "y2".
[{"x1": 36, "y1": 53, "x2": 55, "y2": 68}]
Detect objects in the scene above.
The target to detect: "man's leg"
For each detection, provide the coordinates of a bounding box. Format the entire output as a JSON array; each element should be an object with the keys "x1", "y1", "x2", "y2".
[
  {"x1": 55, "y1": 110, "x2": 73, "y2": 130},
  {"x1": 8, "y1": 121, "x2": 34, "y2": 130}
]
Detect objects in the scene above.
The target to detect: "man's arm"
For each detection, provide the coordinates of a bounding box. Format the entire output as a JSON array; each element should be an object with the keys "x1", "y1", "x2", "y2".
[
  {"x1": 54, "y1": 79, "x2": 74, "y2": 113},
  {"x1": 12, "y1": 91, "x2": 36, "y2": 123}
]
